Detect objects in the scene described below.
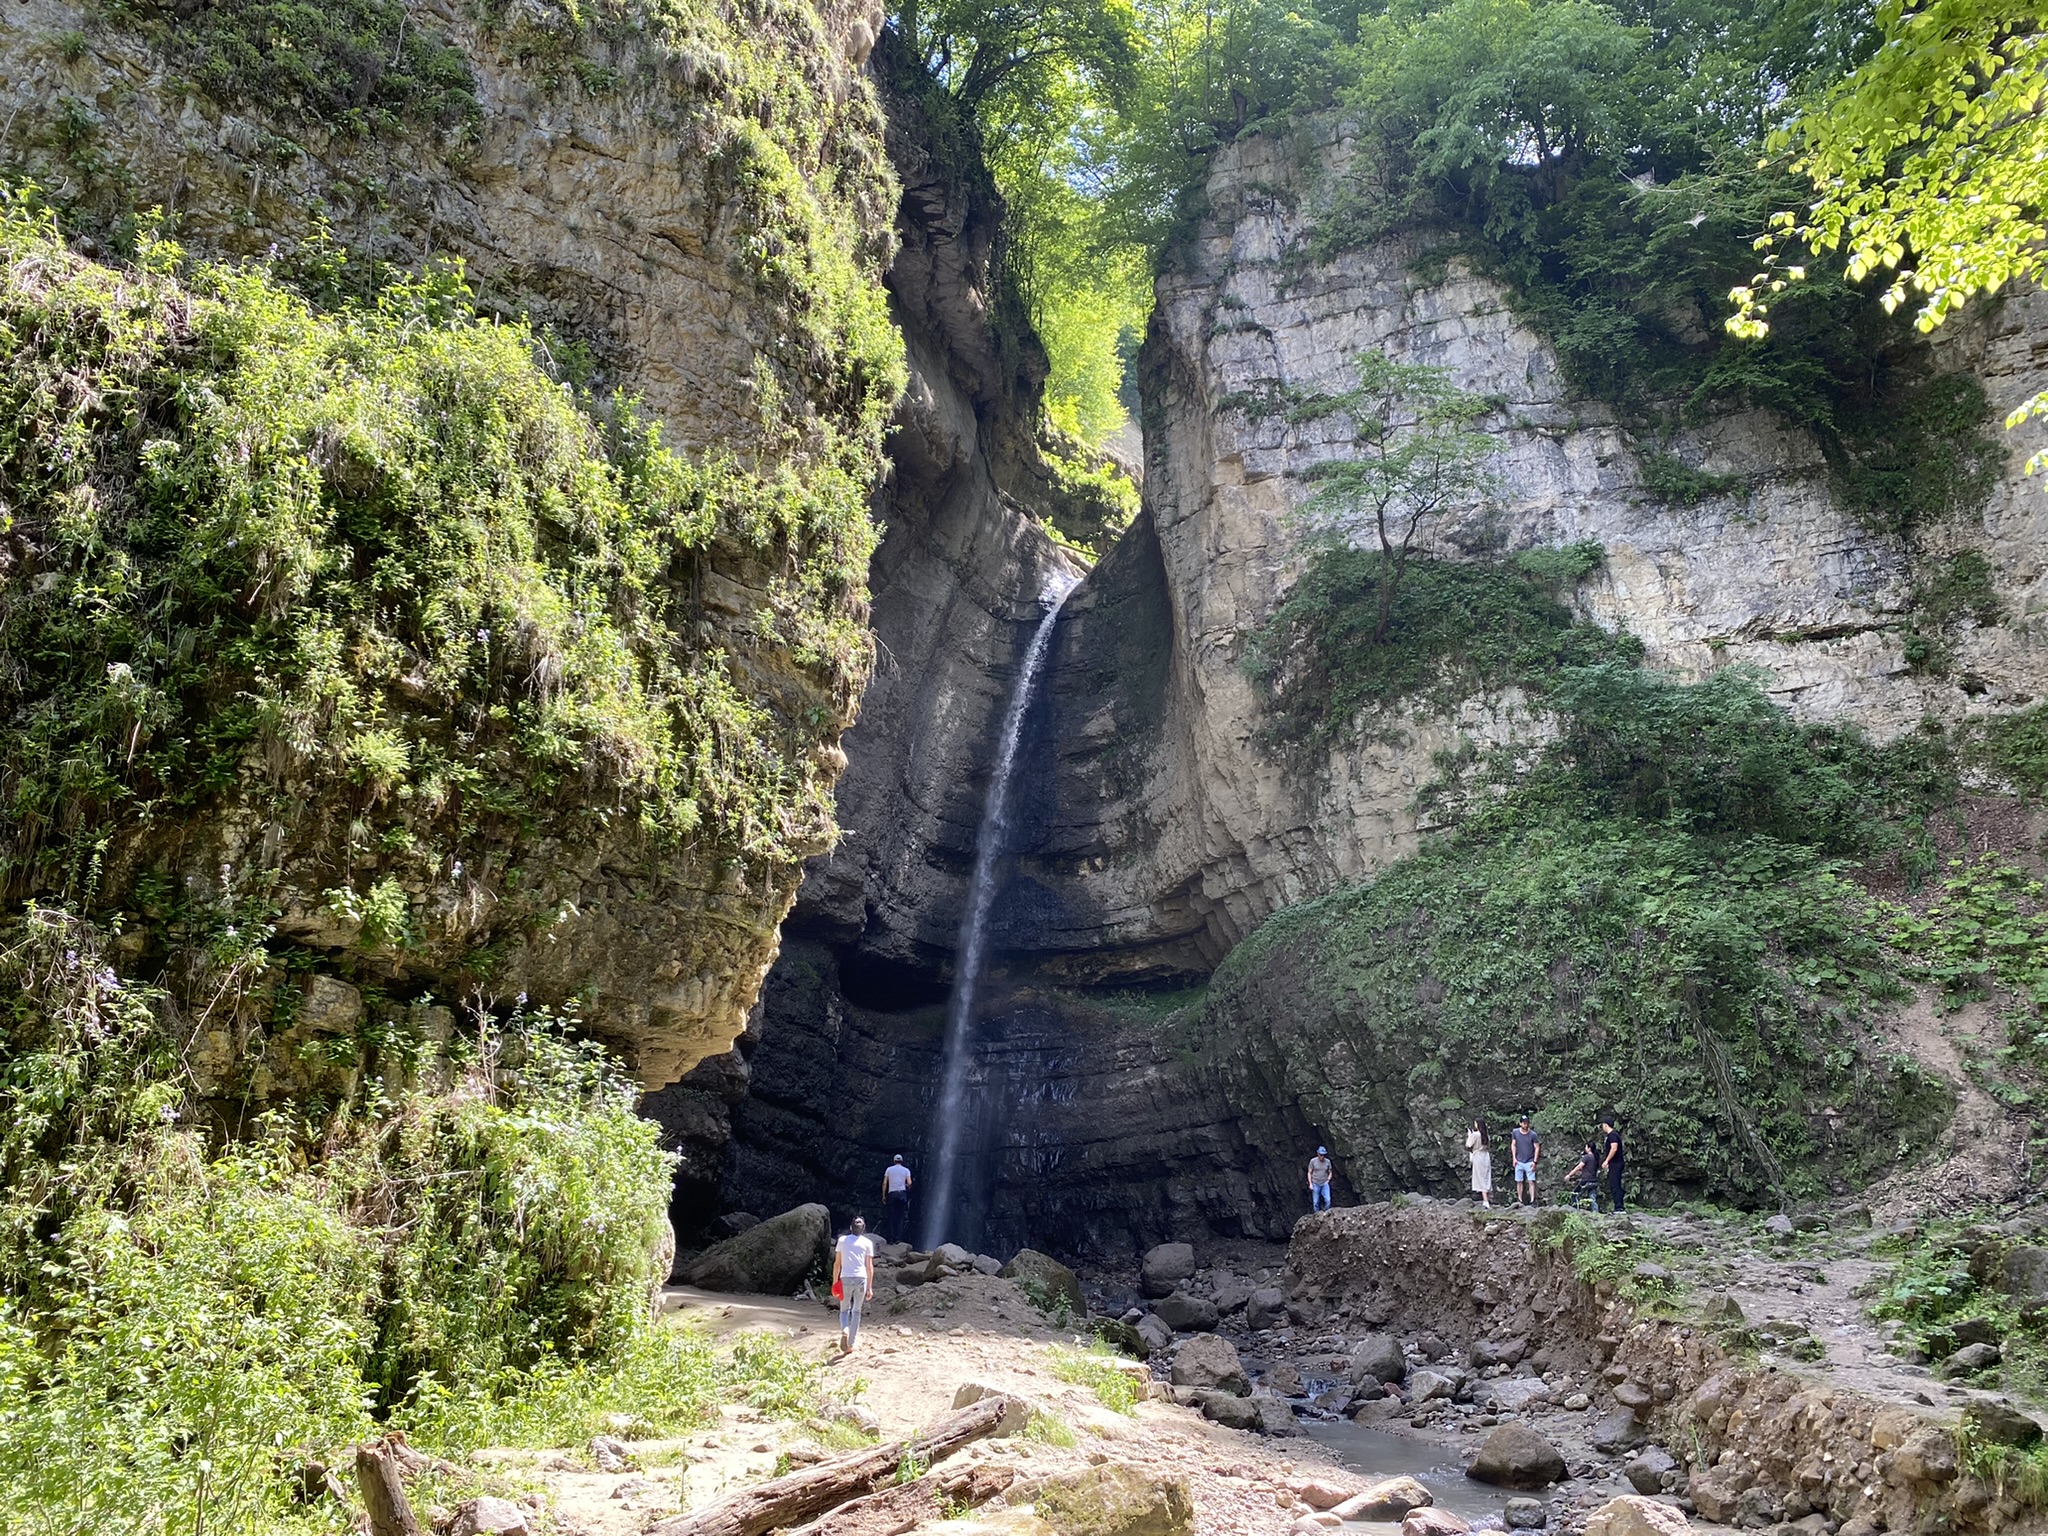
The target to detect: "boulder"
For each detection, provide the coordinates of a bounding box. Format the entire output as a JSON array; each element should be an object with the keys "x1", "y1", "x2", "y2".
[
  {"x1": 1353, "y1": 1397, "x2": 1407, "y2": 1426},
  {"x1": 1001, "y1": 1249, "x2": 1087, "y2": 1315},
  {"x1": 1031, "y1": 1464, "x2": 1195, "y2": 1536},
  {"x1": 1348, "y1": 1333, "x2": 1408, "y2": 1385},
  {"x1": 1201, "y1": 1392, "x2": 1263, "y2": 1431},
  {"x1": 1468, "y1": 1424, "x2": 1568, "y2": 1489},
  {"x1": 1698, "y1": 1293, "x2": 1745, "y2": 1326},
  {"x1": 1623, "y1": 1448, "x2": 1678, "y2": 1494},
  {"x1": 1941, "y1": 1341, "x2": 2001, "y2": 1376},
  {"x1": 1291, "y1": 1478, "x2": 1356, "y2": 1512},
  {"x1": 1171, "y1": 1333, "x2": 1249, "y2": 1395},
  {"x1": 1612, "y1": 1380, "x2": 1653, "y2": 1410},
  {"x1": 1416, "y1": 1332, "x2": 1452, "y2": 1362},
  {"x1": 1093, "y1": 1319, "x2": 1148, "y2": 1358},
  {"x1": 1264, "y1": 1363, "x2": 1304, "y2": 1396},
  {"x1": 971, "y1": 1254, "x2": 1004, "y2": 1276},
  {"x1": 1402, "y1": 1511, "x2": 1471, "y2": 1536},
  {"x1": 1963, "y1": 1399, "x2": 2043, "y2": 1449},
  {"x1": 1254, "y1": 1397, "x2": 1300, "y2": 1436},
  {"x1": 449, "y1": 1498, "x2": 530, "y2": 1536},
  {"x1": 1154, "y1": 1291, "x2": 1219, "y2": 1333},
  {"x1": 681, "y1": 1203, "x2": 828, "y2": 1293},
  {"x1": 1583, "y1": 1496, "x2": 1690, "y2": 1536},
  {"x1": 1763, "y1": 1214, "x2": 1795, "y2": 1237},
  {"x1": 1408, "y1": 1370, "x2": 1457, "y2": 1405},
  {"x1": 1212, "y1": 1276, "x2": 1254, "y2": 1314},
  {"x1": 712, "y1": 1210, "x2": 761, "y2": 1238},
  {"x1": 1246, "y1": 1287, "x2": 1288, "y2": 1330},
  {"x1": 2002, "y1": 1245, "x2": 2048, "y2": 1300},
  {"x1": 1591, "y1": 1408, "x2": 1645, "y2": 1453},
  {"x1": 1485, "y1": 1379, "x2": 1553, "y2": 1414},
  {"x1": 1331, "y1": 1477, "x2": 1434, "y2": 1521},
  {"x1": 1471, "y1": 1336, "x2": 1528, "y2": 1369},
  {"x1": 1141, "y1": 1243, "x2": 1197, "y2": 1298},
  {"x1": 1135, "y1": 1314, "x2": 1175, "y2": 1353},
  {"x1": 1504, "y1": 1498, "x2": 1548, "y2": 1529},
  {"x1": 925, "y1": 1242, "x2": 974, "y2": 1279}
]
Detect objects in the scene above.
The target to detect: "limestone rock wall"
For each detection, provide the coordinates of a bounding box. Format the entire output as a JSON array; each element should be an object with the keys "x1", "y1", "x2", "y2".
[{"x1": 0, "y1": 0, "x2": 899, "y2": 1086}]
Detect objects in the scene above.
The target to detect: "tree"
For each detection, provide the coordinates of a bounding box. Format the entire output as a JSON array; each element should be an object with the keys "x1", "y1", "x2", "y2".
[
  {"x1": 1286, "y1": 354, "x2": 1500, "y2": 642},
  {"x1": 1728, "y1": 0, "x2": 2048, "y2": 455}
]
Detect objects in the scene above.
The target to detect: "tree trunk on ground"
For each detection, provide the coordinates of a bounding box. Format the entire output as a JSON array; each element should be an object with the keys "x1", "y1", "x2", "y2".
[
  {"x1": 649, "y1": 1394, "x2": 1024, "y2": 1536},
  {"x1": 357, "y1": 1440, "x2": 425, "y2": 1536},
  {"x1": 787, "y1": 1460, "x2": 1017, "y2": 1536}
]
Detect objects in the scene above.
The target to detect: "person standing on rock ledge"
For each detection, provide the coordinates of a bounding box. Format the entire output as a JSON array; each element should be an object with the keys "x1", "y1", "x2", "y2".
[
  {"x1": 1467, "y1": 1119, "x2": 1494, "y2": 1208},
  {"x1": 1599, "y1": 1116, "x2": 1626, "y2": 1213},
  {"x1": 881, "y1": 1155, "x2": 913, "y2": 1244},
  {"x1": 832, "y1": 1216, "x2": 875, "y2": 1354},
  {"x1": 1307, "y1": 1146, "x2": 1334, "y2": 1211},
  {"x1": 1511, "y1": 1115, "x2": 1541, "y2": 1206}
]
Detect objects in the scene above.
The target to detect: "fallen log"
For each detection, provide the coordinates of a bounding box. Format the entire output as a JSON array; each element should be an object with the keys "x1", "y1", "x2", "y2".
[
  {"x1": 649, "y1": 1393, "x2": 1025, "y2": 1536},
  {"x1": 788, "y1": 1461, "x2": 1017, "y2": 1536},
  {"x1": 356, "y1": 1438, "x2": 425, "y2": 1536}
]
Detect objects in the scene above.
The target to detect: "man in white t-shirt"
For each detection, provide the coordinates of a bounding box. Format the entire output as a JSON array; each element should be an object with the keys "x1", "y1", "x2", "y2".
[
  {"x1": 880, "y1": 1156, "x2": 913, "y2": 1244},
  {"x1": 832, "y1": 1216, "x2": 876, "y2": 1353}
]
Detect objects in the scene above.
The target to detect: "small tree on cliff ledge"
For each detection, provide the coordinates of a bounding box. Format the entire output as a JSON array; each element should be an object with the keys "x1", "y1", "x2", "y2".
[{"x1": 1286, "y1": 352, "x2": 1499, "y2": 642}]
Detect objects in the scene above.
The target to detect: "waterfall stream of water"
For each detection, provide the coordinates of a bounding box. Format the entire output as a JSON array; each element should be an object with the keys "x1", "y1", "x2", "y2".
[{"x1": 918, "y1": 574, "x2": 1077, "y2": 1248}]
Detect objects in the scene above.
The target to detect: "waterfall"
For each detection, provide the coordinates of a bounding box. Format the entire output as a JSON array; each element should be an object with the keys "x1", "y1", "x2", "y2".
[{"x1": 918, "y1": 574, "x2": 1077, "y2": 1248}]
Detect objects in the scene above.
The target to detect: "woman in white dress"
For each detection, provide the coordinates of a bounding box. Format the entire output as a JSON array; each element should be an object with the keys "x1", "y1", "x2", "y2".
[{"x1": 1467, "y1": 1119, "x2": 1493, "y2": 1208}]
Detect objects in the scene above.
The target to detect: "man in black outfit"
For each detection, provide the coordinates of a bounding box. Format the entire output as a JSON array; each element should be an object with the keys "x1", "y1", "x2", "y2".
[{"x1": 1598, "y1": 1117, "x2": 1625, "y2": 1213}]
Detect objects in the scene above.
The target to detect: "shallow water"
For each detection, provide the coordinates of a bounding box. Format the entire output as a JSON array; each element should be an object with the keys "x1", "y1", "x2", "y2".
[{"x1": 1301, "y1": 1422, "x2": 1516, "y2": 1528}]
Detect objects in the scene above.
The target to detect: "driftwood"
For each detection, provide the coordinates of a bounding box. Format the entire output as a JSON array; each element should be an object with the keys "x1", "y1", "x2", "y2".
[
  {"x1": 787, "y1": 1461, "x2": 1017, "y2": 1536},
  {"x1": 356, "y1": 1439, "x2": 425, "y2": 1536},
  {"x1": 649, "y1": 1393, "x2": 1025, "y2": 1536}
]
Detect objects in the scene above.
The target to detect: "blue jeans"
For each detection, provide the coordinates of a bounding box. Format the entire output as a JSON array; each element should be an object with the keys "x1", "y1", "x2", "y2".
[
  {"x1": 1311, "y1": 1183, "x2": 1331, "y2": 1211},
  {"x1": 839, "y1": 1289, "x2": 865, "y2": 1347}
]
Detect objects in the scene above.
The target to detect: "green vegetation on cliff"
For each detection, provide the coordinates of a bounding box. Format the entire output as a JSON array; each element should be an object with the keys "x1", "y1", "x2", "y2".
[{"x1": 1200, "y1": 662, "x2": 1958, "y2": 1206}]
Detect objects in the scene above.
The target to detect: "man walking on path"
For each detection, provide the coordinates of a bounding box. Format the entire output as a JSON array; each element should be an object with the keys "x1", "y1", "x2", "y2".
[
  {"x1": 832, "y1": 1216, "x2": 875, "y2": 1353},
  {"x1": 1511, "y1": 1116, "x2": 1541, "y2": 1206},
  {"x1": 880, "y1": 1155, "x2": 913, "y2": 1244},
  {"x1": 1599, "y1": 1117, "x2": 1626, "y2": 1213},
  {"x1": 1307, "y1": 1146, "x2": 1334, "y2": 1212}
]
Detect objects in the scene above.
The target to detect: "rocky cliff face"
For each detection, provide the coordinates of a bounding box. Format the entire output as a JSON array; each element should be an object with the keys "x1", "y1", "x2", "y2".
[
  {"x1": 698, "y1": 118, "x2": 2048, "y2": 1254},
  {"x1": 0, "y1": 0, "x2": 901, "y2": 1087}
]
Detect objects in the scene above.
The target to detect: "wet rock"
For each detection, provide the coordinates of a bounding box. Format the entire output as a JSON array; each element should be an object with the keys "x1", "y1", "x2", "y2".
[
  {"x1": 1001, "y1": 1249, "x2": 1086, "y2": 1315},
  {"x1": 1624, "y1": 1448, "x2": 1678, "y2": 1495},
  {"x1": 1583, "y1": 1495, "x2": 1690, "y2": 1536},
  {"x1": 1135, "y1": 1314, "x2": 1175, "y2": 1353},
  {"x1": 681, "y1": 1203, "x2": 829, "y2": 1293},
  {"x1": 1941, "y1": 1341, "x2": 2001, "y2": 1376},
  {"x1": 1171, "y1": 1333, "x2": 1249, "y2": 1395},
  {"x1": 1962, "y1": 1398, "x2": 2043, "y2": 1448},
  {"x1": 1348, "y1": 1333, "x2": 1408, "y2": 1385},
  {"x1": 1247, "y1": 1286, "x2": 1287, "y2": 1329},
  {"x1": 1504, "y1": 1498, "x2": 1548, "y2": 1529},
  {"x1": 1254, "y1": 1396, "x2": 1300, "y2": 1436},
  {"x1": 1031, "y1": 1463, "x2": 1195, "y2": 1536},
  {"x1": 1468, "y1": 1424, "x2": 1567, "y2": 1489},
  {"x1": 1471, "y1": 1337, "x2": 1528, "y2": 1369},
  {"x1": 1591, "y1": 1408, "x2": 1645, "y2": 1453},
  {"x1": 1331, "y1": 1477, "x2": 1433, "y2": 1520},
  {"x1": 1141, "y1": 1243, "x2": 1197, "y2": 1298},
  {"x1": 1153, "y1": 1291, "x2": 1219, "y2": 1333}
]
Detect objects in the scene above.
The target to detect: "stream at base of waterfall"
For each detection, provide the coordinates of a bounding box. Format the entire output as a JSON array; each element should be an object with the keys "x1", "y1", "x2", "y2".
[{"x1": 918, "y1": 574, "x2": 1079, "y2": 1251}]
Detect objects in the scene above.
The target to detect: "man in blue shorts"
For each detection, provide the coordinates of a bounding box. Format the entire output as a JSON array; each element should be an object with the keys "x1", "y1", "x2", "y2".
[{"x1": 1510, "y1": 1115, "x2": 1541, "y2": 1207}]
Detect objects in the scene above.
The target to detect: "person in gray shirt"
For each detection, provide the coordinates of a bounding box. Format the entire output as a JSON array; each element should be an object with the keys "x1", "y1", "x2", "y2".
[{"x1": 1510, "y1": 1115, "x2": 1541, "y2": 1207}]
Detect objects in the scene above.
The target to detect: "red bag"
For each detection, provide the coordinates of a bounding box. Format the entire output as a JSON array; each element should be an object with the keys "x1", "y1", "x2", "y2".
[{"x1": 831, "y1": 1278, "x2": 843, "y2": 1301}]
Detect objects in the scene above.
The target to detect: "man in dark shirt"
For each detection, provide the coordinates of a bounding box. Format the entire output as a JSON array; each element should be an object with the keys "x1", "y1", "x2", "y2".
[
  {"x1": 1510, "y1": 1116, "x2": 1541, "y2": 1206},
  {"x1": 1599, "y1": 1117, "x2": 1625, "y2": 1213}
]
